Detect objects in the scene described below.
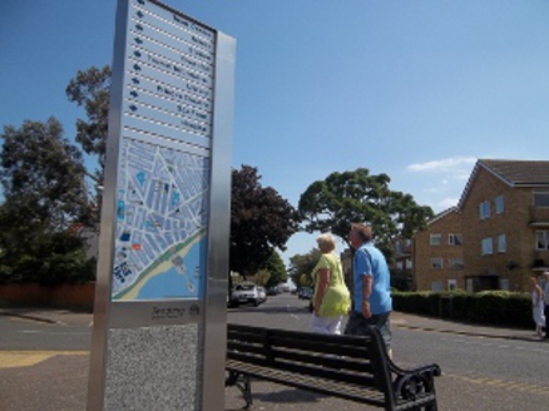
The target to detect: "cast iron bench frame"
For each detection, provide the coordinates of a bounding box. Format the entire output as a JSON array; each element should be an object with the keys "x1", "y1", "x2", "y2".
[{"x1": 226, "y1": 323, "x2": 441, "y2": 410}]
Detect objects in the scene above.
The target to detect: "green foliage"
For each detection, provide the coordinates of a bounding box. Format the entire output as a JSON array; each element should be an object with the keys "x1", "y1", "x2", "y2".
[
  {"x1": 65, "y1": 65, "x2": 111, "y2": 178},
  {"x1": 66, "y1": 65, "x2": 111, "y2": 225},
  {"x1": 230, "y1": 165, "x2": 300, "y2": 277},
  {"x1": 298, "y1": 168, "x2": 434, "y2": 262},
  {"x1": 288, "y1": 248, "x2": 321, "y2": 288},
  {"x1": 0, "y1": 118, "x2": 95, "y2": 284},
  {"x1": 262, "y1": 250, "x2": 288, "y2": 288},
  {"x1": 393, "y1": 290, "x2": 532, "y2": 329}
]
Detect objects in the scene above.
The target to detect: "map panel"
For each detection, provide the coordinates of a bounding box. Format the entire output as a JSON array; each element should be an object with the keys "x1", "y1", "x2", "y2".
[{"x1": 112, "y1": 138, "x2": 210, "y2": 300}]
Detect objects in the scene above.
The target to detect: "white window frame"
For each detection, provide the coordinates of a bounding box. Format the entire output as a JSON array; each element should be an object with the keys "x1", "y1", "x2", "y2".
[
  {"x1": 497, "y1": 233, "x2": 506, "y2": 253},
  {"x1": 447, "y1": 279, "x2": 457, "y2": 291},
  {"x1": 448, "y1": 233, "x2": 463, "y2": 245},
  {"x1": 481, "y1": 237, "x2": 493, "y2": 255},
  {"x1": 430, "y1": 257, "x2": 443, "y2": 269},
  {"x1": 430, "y1": 234, "x2": 441, "y2": 246},
  {"x1": 536, "y1": 230, "x2": 549, "y2": 250},
  {"x1": 499, "y1": 278, "x2": 509, "y2": 291},
  {"x1": 479, "y1": 201, "x2": 491, "y2": 219},
  {"x1": 465, "y1": 278, "x2": 474, "y2": 292},
  {"x1": 431, "y1": 281, "x2": 443, "y2": 292},
  {"x1": 534, "y1": 192, "x2": 549, "y2": 208},
  {"x1": 495, "y1": 195, "x2": 504, "y2": 214},
  {"x1": 448, "y1": 258, "x2": 464, "y2": 270}
]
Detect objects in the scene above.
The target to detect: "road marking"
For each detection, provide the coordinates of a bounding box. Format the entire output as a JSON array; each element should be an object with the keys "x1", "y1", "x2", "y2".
[
  {"x1": 447, "y1": 373, "x2": 549, "y2": 396},
  {"x1": 0, "y1": 351, "x2": 88, "y2": 369}
]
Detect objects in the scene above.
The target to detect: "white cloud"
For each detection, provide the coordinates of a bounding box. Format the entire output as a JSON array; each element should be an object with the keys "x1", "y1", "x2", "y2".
[
  {"x1": 422, "y1": 187, "x2": 441, "y2": 193},
  {"x1": 438, "y1": 197, "x2": 459, "y2": 209},
  {"x1": 407, "y1": 156, "x2": 477, "y2": 173}
]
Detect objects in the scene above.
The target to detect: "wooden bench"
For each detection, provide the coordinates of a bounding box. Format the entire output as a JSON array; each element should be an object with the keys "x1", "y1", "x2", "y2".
[{"x1": 226, "y1": 323, "x2": 441, "y2": 410}]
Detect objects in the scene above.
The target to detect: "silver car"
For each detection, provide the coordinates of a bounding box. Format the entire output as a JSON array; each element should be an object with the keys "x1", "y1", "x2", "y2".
[{"x1": 229, "y1": 283, "x2": 261, "y2": 307}]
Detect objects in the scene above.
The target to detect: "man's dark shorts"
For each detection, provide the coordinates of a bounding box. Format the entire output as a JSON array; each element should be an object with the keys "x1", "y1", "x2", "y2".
[{"x1": 344, "y1": 310, "x2": 392, "y2": 348}]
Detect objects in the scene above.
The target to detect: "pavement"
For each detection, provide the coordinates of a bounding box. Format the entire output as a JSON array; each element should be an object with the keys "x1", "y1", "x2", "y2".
[{"x1": 0, "y1": 306, "x2": 545, "y2": 342}]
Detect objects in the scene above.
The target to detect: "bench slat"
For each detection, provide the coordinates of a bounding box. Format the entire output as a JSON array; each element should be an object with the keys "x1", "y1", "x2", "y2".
[
  {"x1": 268, "y1": 335, "x2": 370, "y2": 358},
  {"x1": 228, "y1": 350, "x2": 377, "y2": 387},
  {"x1": 270, "y1": 348, "x2": 373, "y2": 374},
  {"x1": 227, "y1": 358, "x2": 388, "y2": 407},
  {"x1": 229, "y1": 323, "x2": 371, "y2": 347},
  {"x1": 227, "y1": 340, "x2": 264, "y2": 356}
]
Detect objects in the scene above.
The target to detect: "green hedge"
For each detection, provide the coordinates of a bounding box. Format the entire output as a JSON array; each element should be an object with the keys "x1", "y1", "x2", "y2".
[{"x1": 393, "y1": 290, "x2": 532, "y2": 329}]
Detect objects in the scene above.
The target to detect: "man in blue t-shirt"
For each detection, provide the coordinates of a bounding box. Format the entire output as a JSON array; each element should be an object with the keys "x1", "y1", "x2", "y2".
[{"x1": 344, "y1": 223, "x2": 393, "y2": 357}]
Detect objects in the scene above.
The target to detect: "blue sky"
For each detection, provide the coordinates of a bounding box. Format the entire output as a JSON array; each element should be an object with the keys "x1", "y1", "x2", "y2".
[{"x1": 2, "y1": 1, "x2": 549, "y2": 264}]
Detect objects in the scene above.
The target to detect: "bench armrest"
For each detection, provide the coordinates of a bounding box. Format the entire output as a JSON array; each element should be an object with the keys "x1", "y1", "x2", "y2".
[
  {"x1": 390, "y1": 362, "x2": 442, "y2": 377},
  {"x1": 389, "y1": 361, "x2": 441, "y2": 402}
]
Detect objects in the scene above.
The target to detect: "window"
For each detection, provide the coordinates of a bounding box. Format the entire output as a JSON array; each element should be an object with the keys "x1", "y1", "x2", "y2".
[
  {"x1": 396, "y1": 261, "x2": 403, "y2": 270},
  {"x1": 448, "y1": 258, "x2": 464, "y2": 270},
  {"x1": 495, "y1": 195, "x2": 504, "y2": 214},
  {"x1": 465, "y1": 279, "x2": 474, "y2": 292},
  {"x1": 430, "y1": 234, "x2": 441, "y2": 246},
  {"x1": 497, "y1": 234, "x2": 506, "y2": 253},
  {"x1": 447, "y1": 279, "x2": 457, "y2": 291},
  {"x1": 430, "y1": 257, "x2": 443, "y2": 269},
  {"x1": 405, "y1": 259, "x2": 413, "y2": 269},
  {"x1": 448, "y1": 233, "x2": 463, "y2": 245},
  {"x1": 534, "y1": 192, "x2": 549, "y2": 207},
  {"x1": 431, "y1": 281, "x2": 443, "y2": 292},
  {"x1": 537, "y1": 231, "x2": 549, "y2": 250},
  {"x1": 479, "y1": 201, "x2": 491, "y2": 219},
  {"x1": 481, "y1": 237, "x2": 493, "y2": 255},
  {"x1": 499, "y1": 279, "x2": 509, "y2": 291}
]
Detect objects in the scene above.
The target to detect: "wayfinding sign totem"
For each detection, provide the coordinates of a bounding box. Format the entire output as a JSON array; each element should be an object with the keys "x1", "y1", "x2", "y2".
[{"x1": 87, "y1": 0, "x2": 235, "y2": 410}]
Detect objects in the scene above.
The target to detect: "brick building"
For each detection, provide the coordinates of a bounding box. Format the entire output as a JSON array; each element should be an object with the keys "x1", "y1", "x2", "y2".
[
  {"x1": 413, "y1": 159, "x2": 549, "y2": 292},
  {"x1": 413, "y1": 207, "x2": 463, "y2": 291}
]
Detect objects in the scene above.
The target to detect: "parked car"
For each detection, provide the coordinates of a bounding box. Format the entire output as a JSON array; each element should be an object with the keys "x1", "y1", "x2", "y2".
[
  {"x1": 298, "y1": 287, "x2": 313, "y2": 300},
  {"x1": 257, "y1": 286, "x2": 267, "y2": 303},
  {"x1": 229, "y1": 283, "x2": 261, "y2": 307},
  {"x1": 266, "y1": 287, "x2": 278, "y2": 296}
]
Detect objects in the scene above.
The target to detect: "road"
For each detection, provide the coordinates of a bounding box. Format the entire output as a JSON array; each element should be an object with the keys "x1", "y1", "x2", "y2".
[{"x1": 1, "y1": 294, "x2": 549, "y2": 410}]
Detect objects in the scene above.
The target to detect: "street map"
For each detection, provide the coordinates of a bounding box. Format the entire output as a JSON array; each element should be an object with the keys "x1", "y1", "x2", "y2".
[{"x1": 112, "y1": 139, "x2": 209, "y2": 300}]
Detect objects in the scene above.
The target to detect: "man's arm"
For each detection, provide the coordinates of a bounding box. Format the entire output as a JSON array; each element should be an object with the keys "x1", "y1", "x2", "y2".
[{"x1": 362, "y1": 274, "x2": 373, "y2": 318}]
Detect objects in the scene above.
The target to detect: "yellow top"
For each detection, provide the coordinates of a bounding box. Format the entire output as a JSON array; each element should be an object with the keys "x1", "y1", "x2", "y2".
[{"x1": 312, "y1": 252, "x2": 351, "y2": 318}]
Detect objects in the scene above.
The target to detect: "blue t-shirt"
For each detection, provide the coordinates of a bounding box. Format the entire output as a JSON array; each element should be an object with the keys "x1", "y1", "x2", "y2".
[{"x1": 352, "y1": 243, "x2": 392, "y2": 315}]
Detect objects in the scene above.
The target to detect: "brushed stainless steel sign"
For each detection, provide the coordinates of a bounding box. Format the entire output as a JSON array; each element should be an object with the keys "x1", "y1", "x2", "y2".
[{"x1": 88, "y1": 0, "x2": 234, "y2": 409}]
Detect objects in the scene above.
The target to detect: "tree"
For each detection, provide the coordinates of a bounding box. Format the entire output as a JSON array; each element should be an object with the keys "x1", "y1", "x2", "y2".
[
  {"x1": 65, "y1": 65, "x2": 111, "y2": 183},
  {"x1": 262, "y1": 250, "x2": 288, "y2": 288},
  {"x1": 298, "y1": 168, "x2": 434, "y2": 261},
  {"x1": 65, "y1": 65, "x2": 111, "y2": 225},
  {"x1": 230, "y1": 165, "x2": 300, "y2": 278},
  {"x1": 288, "y1": 249, "x2": 321, "y2": 288},
  {"x1": 0, "y1": 118, "x2": 95, "y2": 283}
]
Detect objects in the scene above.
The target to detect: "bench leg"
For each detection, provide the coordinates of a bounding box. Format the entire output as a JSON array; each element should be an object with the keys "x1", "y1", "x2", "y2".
[
  {"x1": 241, "y1": 375, "x2": 253, "y2": 409},
  {"x1": 226, "y1": 371, "x2": 253, "y2": 409}
]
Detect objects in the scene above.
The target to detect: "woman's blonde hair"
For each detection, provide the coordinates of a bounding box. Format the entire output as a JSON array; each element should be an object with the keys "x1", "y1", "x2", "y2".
[{"x1": 316, "y1": 233, "x2": 336, "y2": 253}]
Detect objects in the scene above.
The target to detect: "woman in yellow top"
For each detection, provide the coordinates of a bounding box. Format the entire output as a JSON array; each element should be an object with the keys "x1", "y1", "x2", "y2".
[{"x1": 310, "y1": 233, "x2": 351, "y2": 335}]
